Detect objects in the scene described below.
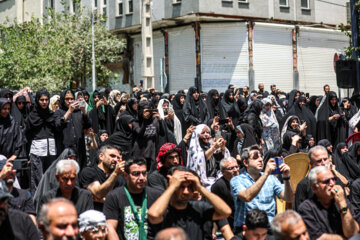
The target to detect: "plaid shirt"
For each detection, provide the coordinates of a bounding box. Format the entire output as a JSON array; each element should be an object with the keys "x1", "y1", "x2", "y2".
[{"x1": 230, "y1": 171, "x2": 284, "y2": 227}]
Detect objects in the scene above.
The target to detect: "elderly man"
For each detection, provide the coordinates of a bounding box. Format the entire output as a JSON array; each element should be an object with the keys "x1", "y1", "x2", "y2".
[
  {"x1": 148, "y1": 143, "x2": 183, "y2": 191},
  {"x1": 230, "y1": 145, "x2": 293, "y2": 232},
  {"x1": 271, "y1": 210, "x2": 309, "y2": 240},
  {"x1": 79, "y1": 144, "x2": 125, "y2": 211},
  {"x1": 39, "y1": 159, "x2": 93, "y2": 215},
  {"x1": 79, "y1": 210, "x2": 108, "y2": 240},
  {"x1": 294, "y1": 145, "x2": 347, "y2": 211},
  {"x1": 298, "y1": 166, "x2": 359, "y2": 239},
  {"x1": 148, "y1": 166, "x2": 231, "y2": 240},
  {"x1": 211, "y1": 157, "x2": 239, "y2": 229},
  {"x1": 104, "y1": 158, "x2": 162, "y2": 240},
  {"x1": 0, "y1": 179, "x2": 40, "y2": 239},
  {"x1": 38, "y1": 197, "x2": 79, "y2": 240}
]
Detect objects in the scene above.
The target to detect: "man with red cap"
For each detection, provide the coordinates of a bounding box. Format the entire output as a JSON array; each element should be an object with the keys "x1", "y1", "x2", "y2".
[{"x1": 147, "y1": 143, "x2": 183, "y2": 191}]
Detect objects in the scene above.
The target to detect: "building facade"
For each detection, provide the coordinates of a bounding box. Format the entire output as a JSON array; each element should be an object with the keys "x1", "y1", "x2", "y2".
[{"x1": 0, "y1": 0, "x2": 350, "y2": 95}]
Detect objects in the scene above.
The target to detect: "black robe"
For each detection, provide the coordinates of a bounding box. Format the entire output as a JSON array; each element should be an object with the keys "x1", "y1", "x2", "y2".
[
  {"x1": 316, "y1": 91, "x2": 346, "y2": 147},
  {"x1": 332, "y1": 142, "x2": 352, "y2": 182},
  {"x1": 221, "y1": 89, "x2": 241, "y2": 126},
  {"x1": 55, "y1": 89, "x2": 91, "y2": 168},
  {"x1": 206, "y1": 89, "x2": 226, "y2": 120},
  {"x1": 183, "y1": 86, "x2": 208, "y2": 128},
  {"x1": 342, "y1": 142, "x2": 360, "y2": 182},
  {"x1": 0, "y1": 98, "x2": 25, "y2": 158},
  {"x1": 172, "y1": 93, "x2": 186, "y2": 137},
  {"x1": 88, "y1": 91, "x2": 115, "y2": 134},
  {"x1": 243, "y1": 100, "x2": 263, "y2": 144}
]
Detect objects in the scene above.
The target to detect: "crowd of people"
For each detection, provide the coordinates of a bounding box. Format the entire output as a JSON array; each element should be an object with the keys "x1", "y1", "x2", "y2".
[{"x1": 1, "y1": 82, "x2": 360, "y2": 240}]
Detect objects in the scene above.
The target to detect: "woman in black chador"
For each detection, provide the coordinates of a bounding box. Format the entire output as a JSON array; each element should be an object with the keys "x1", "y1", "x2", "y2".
[{"x1": 183, "y1": 86, "x2": 208, "y2": 128}]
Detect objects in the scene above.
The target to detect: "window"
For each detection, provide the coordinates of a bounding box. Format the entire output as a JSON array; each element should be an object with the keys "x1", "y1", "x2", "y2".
[
  {"x1": 238, "y1": 0, "x2": 248, "y2": 3},
  {"x1": 101, "y1": 0, "x2": 107, "y2": 16},
  {"x1": 279, "y1": 0, "x2": 288, "y2": 7},
  {"x1": 49, "y1": 0, "x2": 54, "y2": 9},
  {"x1": 301, "y1": 0, "x2": 309, "y2": 9},
  {"x1": 128, "y1": 0, "x2": 133, "y2": 14},
  {"x1": 117, "y1": 0, "x2": 123, "y2": 16},
  {"x1": 173, "y1": 0, "x2": 182, "y2": 3},
  {"x1": 93, "y1": 0, "x2": 98, "y2": 9}
]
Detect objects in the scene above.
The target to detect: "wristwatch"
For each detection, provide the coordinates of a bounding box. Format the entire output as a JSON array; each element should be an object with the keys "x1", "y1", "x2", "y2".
[{"x1": 340, "y1": 206, "x2": 348, "y2": 215}]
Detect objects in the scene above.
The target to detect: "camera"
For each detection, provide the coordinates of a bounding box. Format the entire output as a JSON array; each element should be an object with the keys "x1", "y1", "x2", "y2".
[{"x1": 272, "y1": 157, "x2": 283, "y2": 175}]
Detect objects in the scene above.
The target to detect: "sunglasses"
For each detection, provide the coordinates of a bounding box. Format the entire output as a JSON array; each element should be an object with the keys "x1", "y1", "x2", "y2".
[
  {"x1": 319, "y1": 177, "x2": 335, "y2": 185},
  {"x1": 251, "y1": 151, "x2": 262, "y2": 160},
  {"x1": 130, "y1": 171, "x2": 147, "y2": 177}
]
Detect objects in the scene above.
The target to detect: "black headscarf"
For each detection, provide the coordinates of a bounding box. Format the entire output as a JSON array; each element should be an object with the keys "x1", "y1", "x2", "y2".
[
  {"x1": 243, "y1": 100, "x2": 263, "y2": 144},
  {"x1": 0, "y1": 89, "x2": 13, "y2": 100},
  {"x1": 221, "y1": 89, "x2": 241, "y2": 125},
  {"x1": 316, "y1": 91, "x2": 347, "y2": 146},
  {"x1": 342, "y1": 142, "x2": 360, "y2": 181},
  {"x1": 0, "y1": 98, "x2": 11, "y2": 123},
  {"x1": 287, "y1": 89, "x2": 300, "y2": 110},
  {"x1": 308, "y1": 96, "x2": 319, "y2": 115},
  {"x1": 27, "y1": 89, "x2": 55, "y2": 127},
  {"x1": 206, "y1": 89, "x2": 225, "y2": 120},
  {"x1": 171, "y1": 93, "x2": 186, "y2": 137},
  {"x1": 332, "y1": 142, "x2": 351, "y2": 181},
  {"x1": 59, "y1": 89, "x2": 75, "y2": 111},
  {"x1": 281, "y1": 96, "x2": 317, "y2": 139},
  {"x1": 121, "y1": 97, "x2": 138, "y2": 120},
  {"x1": 183, "y1": 86, "x2": 208, "y2": 127}
]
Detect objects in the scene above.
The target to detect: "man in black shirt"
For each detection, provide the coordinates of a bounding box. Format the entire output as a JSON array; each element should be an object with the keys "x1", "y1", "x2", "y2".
[
  {"x1": 148, "y1": 166, "x2": 231, "y2": 240},
  {"x1": 148, "y1": 142, "x2": 182, "y2": 191},
  {"x1": 104, "y1": 158, "x2": 162, "y2": 240},
  {"x1": 79, "y1": 144, "x2": 126, "y2": 211},
  {"x1": 211, "y1": 157, "x2": 239, "y2": 229},
  {"x1": 271, "y1": 210, "x2": 309, "y2": 240},
  {"x1": 0, "y1": 179, "x2": 40, "y2": 240},
  {"x1": 294, "y1": 145, "x2": 347, "y2": 211},
  {"x1": 39, "y1": 159, "x2": 93, "y2": 215},
  {"x1": 298, "y1": 166, "x2": 359, "y2": 239},
  {"x1": 350, "y1": 178, "x2": 360, "y2": 221}
]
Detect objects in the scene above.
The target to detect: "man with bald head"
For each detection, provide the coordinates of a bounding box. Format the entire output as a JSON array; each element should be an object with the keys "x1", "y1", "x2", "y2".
[{"x1": 38, "y1": 197, "x2": 79, "y2": 240}]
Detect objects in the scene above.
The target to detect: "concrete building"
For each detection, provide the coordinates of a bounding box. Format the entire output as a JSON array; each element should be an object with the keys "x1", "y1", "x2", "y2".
[{"x1": 0, "y1": 0, "x2": 350, "y2": 95}]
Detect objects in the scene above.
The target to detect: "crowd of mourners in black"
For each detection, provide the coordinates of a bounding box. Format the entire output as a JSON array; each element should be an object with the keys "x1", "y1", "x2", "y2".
[{"x1": 2, "y1": 82, "x2": 360, "y2": 240}]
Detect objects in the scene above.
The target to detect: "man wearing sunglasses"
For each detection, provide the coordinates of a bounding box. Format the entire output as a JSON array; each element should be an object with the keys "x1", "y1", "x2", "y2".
[
  {"x1": 230, "y1": 145, "x2": 294, "y2": 234},
  {"x1": 104, "y1": 158, "x2": 162, "y2": 240},
  {"x1": 298, "y1": 166, "x2": 359, "y2": 239}
]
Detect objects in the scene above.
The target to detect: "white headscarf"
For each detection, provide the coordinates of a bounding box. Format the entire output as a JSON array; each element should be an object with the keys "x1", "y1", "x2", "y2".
[
  {"x1": 186, "y1": 124, "x2": 229, "y2": 190},
  {"x1": 157, "y1": 99, "x2": 182, "y2": 144}
]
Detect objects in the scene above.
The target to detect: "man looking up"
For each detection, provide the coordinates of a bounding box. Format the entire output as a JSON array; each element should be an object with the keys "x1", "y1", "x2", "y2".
[{"x1": 230, "y1": 145, "x2": 293, "y2": 233}]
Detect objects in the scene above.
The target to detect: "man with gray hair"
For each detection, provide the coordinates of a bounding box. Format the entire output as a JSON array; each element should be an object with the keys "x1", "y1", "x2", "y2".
[
  {"x1": 298, "y1": 166, "x2": 359, "y2": 239},
  {"x1": 38, "y1": 159, "x2": 93, "y2": 215},
  {"x1": 79, "y1": 210, "x2": 108, "y2": 240},
  {"x1": 155, "y1": 227, "x2": 189, "y2": 240},
  {"x1": 38, "y1": 197, "x2": 79, "y2": 240},
  {"x1": 294, "y1": 145, "x2": 347, "y2": 210},
  {"x1": 211, "y1": 157, "x2": 239, "y2": 229},
  {"x1": 271, "y1": 210, "x2": 309, "y2": 240}
]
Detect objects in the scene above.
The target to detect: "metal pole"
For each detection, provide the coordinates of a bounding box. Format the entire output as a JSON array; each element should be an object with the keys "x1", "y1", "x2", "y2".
[
  {"x1": 91, "y1": 4, "x2": 96, "y2": 91},
  {"x1": 350, "y1": 0, "x2": 360, "y2": 91}
]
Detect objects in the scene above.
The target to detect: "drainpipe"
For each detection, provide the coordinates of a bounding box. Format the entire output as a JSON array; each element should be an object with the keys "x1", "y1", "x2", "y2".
[
  {"x1": 293, "y1": 26, "x2": 299, "y2": 90},
  {"x1": 248, "y1": 21, "x2": 254, "y2": 91},
  {"x1": 194, "y1": 21, "x2": 202, "y2": 91}
]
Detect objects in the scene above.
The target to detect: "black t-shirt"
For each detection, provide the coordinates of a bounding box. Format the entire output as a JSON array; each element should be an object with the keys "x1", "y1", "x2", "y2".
[
  {"x1": 350, "y1": 178, "x2": 360, "y2": 219},
  {"x1": 79, "y1": 166, "x2": 126, "y2": 211},
  {"x1": 0, "y1": 209, "x2": 40, "y2": 240},
  {"x1": 103, "y1": 186, "x2": 162, "y2": 240},
  {"x1": 158, "y1": 201, "x2": 215, "y2": 240},
  {"x1": 39, "y1": 187, "x2": 94, "y2": 215},
  {"x1": 211, "y1": 177, "x2": 234, "y2": 228},
  {"x1": 294, "y1": 176, "x2": 344, "y2": 211},
  {"x1": 9, "y1": 187, "x2": 36, "y2": 215},
  {"x1": 298, "y1": 195, "x2": 355, "y2": 240}
]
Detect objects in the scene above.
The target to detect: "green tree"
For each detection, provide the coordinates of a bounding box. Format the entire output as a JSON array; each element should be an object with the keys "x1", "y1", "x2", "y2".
[{"x1": 0, "y1": 1, "x2": 126, "y2": 92}]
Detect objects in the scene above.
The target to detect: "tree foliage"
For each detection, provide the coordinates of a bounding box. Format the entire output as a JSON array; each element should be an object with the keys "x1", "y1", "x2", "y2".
[{"x1": 0, "y1": 1, "x2": 126, "y2": 92}]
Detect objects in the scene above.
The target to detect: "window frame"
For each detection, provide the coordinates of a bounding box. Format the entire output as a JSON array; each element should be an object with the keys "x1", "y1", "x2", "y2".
[
  {"x1": 127, "y1": 0, "x2": 133, "y2": 14},
  {"x1": 279, "y1": 0, "x2": 289, "y2": 8},
  {"x1": 116, "y1": 0, "x2": 123, "y2": 17},
  {"x1": 301, "y1": 0, "x2": 310, "y2": 10}
]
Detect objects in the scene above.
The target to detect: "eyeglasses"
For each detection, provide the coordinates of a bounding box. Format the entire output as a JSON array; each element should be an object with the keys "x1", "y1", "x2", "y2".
[
  {"x1": 319, "y1": 177, "x2": 335, "y2": 185},
  {"x1": 226, "y1": 166, "x2": 239, "y2": 171},
  {"x1": 130, "y1": 171, "x2": 147, "y2": 177}
]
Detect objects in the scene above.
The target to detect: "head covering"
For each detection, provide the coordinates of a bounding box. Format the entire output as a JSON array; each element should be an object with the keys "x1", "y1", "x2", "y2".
[
  {"x1": 0, "y1": 98, "x2": 11, "y2": 118},
  {"x1": 206, "y1": 89, "x2": 225, "y2": 119},
  {"x1": 79, "y1": 210, "x2": 107, "y2": 233},
  {"x1": 59, "y1": 89, "x2": 75, "y2": 111},
  {"x1": 0, "y1": 179, "x2": 13, "y2": 199},
  {"x1": 49, "y1": 95, "x2": 60, "y2": 111},
  {"x1": 156, "y1": 143, "x2": 183, "y2": 171},
  {"x1": 27, "y1": 89, "x2": 55, "y2": 127},
  {"x1": 157, "y1": 99, "x2": 182, "y2": 144},
  {"x1": 108, "y1": 90, "x2": 120, "y2": 108}
]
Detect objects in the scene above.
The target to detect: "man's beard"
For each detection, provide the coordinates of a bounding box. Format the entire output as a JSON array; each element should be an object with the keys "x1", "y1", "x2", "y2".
[{"x1": 48, "y1": 233, "x2": 78, "y2": 240}]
